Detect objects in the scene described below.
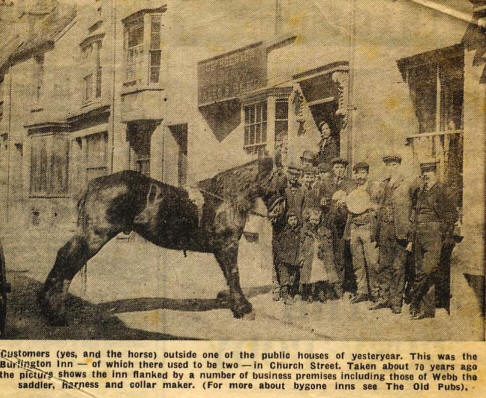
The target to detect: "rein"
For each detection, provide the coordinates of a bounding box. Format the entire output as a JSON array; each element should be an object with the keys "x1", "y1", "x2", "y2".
[{"x1": 195, "y1": 186, "x2": 268, "y2": 218}]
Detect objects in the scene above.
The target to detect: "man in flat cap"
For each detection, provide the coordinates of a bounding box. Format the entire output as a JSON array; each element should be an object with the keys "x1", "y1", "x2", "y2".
[
  {"x1": 409, "y1": 162, "x2": 457, "y2": 320},
  {"x1": 371, "y1": 154, "x2": 415, "y2": 314},
  {"x1": 300, "y1": 150, "x2": 316, "y2": 169},
  {"x1": 315, "y1": 121, "x2": 339, "y2": 169},
  {"x1": 319, "y1": 157, "x2": 356, "y2": 297},
  {"x1": 345, "y1": 162, "x2": 380, "y2": 303}
]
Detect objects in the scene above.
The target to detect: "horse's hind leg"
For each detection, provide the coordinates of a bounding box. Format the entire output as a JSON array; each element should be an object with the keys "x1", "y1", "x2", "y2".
[
  {"x1": 214, "y1": 244, "x2": 254, "y2": 319},
  {"x1": 39, "y1": 227, "x2": 118, "y2": 326}
]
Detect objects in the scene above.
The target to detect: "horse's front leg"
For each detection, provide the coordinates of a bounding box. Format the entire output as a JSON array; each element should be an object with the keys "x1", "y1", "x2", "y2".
[
  {"x1": 214, "y1": 242, "x2": 254, "y2": 319},
  {"x1": 39, "y1": 235, "x2": 89, "y2": 326}
]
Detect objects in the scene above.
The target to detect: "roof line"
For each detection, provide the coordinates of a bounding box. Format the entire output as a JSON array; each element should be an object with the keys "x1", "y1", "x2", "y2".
[{"x1": 407, "y1": 0, "x2": 472, "y2": 24}]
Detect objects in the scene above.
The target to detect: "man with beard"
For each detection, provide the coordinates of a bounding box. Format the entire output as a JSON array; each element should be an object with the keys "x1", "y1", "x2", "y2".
[
  {"x1": 371, "y1": 154, "x2": 415, "y2": 314},
  {"x1": 409, "y1": 162, "x2": 457, "y2": 319},
  {"x1": 320, "y1": 158, "x2": 356, "y2": 297}
]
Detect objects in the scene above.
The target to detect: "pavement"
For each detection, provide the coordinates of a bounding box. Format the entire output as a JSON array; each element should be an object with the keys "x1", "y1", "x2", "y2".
[{"x1": 0, "y1": 226, "x2": 483, "y2": 340}]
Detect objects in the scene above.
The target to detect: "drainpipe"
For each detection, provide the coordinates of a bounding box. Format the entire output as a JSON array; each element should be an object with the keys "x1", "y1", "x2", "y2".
[
  {"x1": 110, "y1": 0, "x2": 116, "y2": 172},
  {"x1": 347, "y1": 0, "x2": 356, "y2": 173},
  {"x1": 5, "y1": 66, "x2": 12, "y2": 224}
]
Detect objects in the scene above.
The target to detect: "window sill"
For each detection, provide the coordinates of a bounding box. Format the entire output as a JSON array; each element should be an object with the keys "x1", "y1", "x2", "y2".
[
  {"x1": 29, "y1": 194, "x2": 71, "y2": 199},
  {"x1": 81, "y1": 98, "x2": 102, "y2": 109},
  {"x1": 121, "y1": 83, "x2": 164, "y2": 97}
]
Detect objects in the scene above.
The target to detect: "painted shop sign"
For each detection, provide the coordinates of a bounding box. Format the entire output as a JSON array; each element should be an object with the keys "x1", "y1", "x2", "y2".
[{"x1": 198, "y1": 41, "x2": 267, "y2": 106}]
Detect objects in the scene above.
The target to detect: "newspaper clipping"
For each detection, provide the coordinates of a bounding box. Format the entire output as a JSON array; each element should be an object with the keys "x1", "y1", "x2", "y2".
[{"x1": 0, "y1": 0, "x2": 485, "y2": 397}]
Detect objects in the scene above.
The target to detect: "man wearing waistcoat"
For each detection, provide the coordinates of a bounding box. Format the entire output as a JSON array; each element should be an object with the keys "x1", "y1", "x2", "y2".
[
  {"x1": 410, "y1": 162, "x2": 457, "y2": 320},
  {"x1": 345, "y1": 162, "x2": 380, "y2": 303},
  {"x1": 370, "y1": 154, "x2": 415, "y2": 314}
]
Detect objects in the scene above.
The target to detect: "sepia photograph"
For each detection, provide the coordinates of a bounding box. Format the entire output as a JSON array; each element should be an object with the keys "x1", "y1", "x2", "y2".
[{"x1": 0, "y1": 0, "x2": 484, "y2": 342}]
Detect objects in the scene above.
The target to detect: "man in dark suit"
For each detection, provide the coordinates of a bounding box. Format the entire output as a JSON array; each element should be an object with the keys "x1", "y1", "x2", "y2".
[
  {"x1": 318, "y1": 158, "x2": 356, "y2": 297},
  {"x1": 371, "y1": 154, "x2": 416, "y2": 314},
  {"x1": 410, "y1": 162, "x2": 458, "y2": 320}
]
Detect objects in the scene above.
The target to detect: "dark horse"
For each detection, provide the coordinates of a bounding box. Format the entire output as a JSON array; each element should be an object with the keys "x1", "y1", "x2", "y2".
[{"x1": 38, "y1": 157, "x2": 287, "y2": 325}]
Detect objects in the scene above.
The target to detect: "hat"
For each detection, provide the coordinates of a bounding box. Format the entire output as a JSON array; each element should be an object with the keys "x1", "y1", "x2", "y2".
[
  {"x1": 382, "y1": 154, "x2": 402, "y2": 164},
  {"x1": 420, "y1": 161, "x2": 438, "y2": 173},
  {"x1": 302, "y1": 166, "x2": 317, "y2": 176},
  {"x1": 331, "y1": 157, "x2": 349, "y2": 166},
  {"x1": 300, "y1": 150, "x2": 316, "y2": 162},
  {"x1": 353, "y1": 162, "x2": 369, "y2": 172},
  {"x1": 318, "y1": 162, "x2": 331, "y2": 172}
]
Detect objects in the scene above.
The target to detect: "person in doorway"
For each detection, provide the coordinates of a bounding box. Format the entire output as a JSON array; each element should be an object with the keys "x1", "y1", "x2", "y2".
[
  {"x1": 315, "y1": 121, "x2": 339, "y2": 169},
  {"x1": 409, "y1": 162, "x2": 457, "y2": 320}
]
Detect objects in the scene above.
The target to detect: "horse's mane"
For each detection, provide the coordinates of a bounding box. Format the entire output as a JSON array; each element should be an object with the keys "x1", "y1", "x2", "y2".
[{"x1": 197, "y1": 157, "x2": 273, "y2": 201}]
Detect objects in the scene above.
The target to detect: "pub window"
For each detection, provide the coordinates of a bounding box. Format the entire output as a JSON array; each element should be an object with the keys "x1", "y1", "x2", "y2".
[
  {"x1": 124, "y1": 15, "x2": 144, "y2": 84},
  {"x1": 406, "y1": 56, "x2": 464, "y2": 133},
  {"x1": 81, "y1": 40, "x2": 102, "y2": 103},
  {"x1": 123, "y1": 12, "x2": 163, "y2": 86},
  {"x1": 150, "y1": 15, "x2": 161, "y2": 84},
  {"x1": 30, "y1": 134, "x2": 69, "y2": 196},
  {"x1": 244, "y1": 101, "x2": 267, "y2": 156},
  {"x1": 399, "y1": 46, "x2": 464, "y2": 206},
  {"x1": 275, "y1": 99, "x2": 289, "y2": 143}
]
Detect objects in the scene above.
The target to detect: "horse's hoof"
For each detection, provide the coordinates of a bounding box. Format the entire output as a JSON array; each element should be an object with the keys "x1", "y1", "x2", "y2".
[
  {"x1": 240, "y1": 311, "x2": 256, "y2": 321},
  {"x1": 216, "y1": 290, "x2": 230, "y2": 302}
]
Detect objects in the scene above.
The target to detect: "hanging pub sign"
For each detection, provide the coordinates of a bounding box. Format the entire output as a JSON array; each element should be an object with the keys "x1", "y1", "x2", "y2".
[{"x1": 198, "y1": 41, "x2": 267, "y2": 106}]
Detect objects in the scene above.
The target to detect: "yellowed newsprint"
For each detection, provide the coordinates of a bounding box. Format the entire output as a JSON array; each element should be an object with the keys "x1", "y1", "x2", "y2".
[{"x1": 0, "y1": 0, "x2": 485, "y2": 397}]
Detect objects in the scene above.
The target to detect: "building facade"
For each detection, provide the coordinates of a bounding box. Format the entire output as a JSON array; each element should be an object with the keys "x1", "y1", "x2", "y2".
[{"x1": 0, "y1": 0, "x2": 484, "y2": 320}]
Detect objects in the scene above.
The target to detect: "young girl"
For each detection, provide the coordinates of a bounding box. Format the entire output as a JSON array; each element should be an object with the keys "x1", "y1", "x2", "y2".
[{"x1": 299, "y1": 207, "x2": 339, "y2": 303}]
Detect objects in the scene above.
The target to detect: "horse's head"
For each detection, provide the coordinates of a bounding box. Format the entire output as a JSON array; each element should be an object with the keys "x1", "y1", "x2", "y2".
[{"x1": 253, "y1": 157, "x2": 288, "y2": 222}]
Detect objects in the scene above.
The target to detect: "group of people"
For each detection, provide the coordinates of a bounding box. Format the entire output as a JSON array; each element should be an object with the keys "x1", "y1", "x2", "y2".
[{"x1": 271, "y1": 151, "x2": 458, "y2": 320}]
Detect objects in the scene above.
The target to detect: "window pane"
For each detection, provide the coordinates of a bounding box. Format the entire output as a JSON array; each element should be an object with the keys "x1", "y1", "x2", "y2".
[
  {"x1": 250, "y1": 125, "x2": 255, "y2": 145},
  {"x1": 275, "y1": 120, "x2": 288, "y2": 137},
  {"x1": 150, "y1": 51, "x2": 161, "y2": 83},
  {"x1": 151, "y1": 15, "x2": 161, "y2": 50},
  {"x1": 275, "y1": 99, "x2": 288, "y2": 120},
  {"x1": 410, "y1": 65, "x2": 436, "y2": 133},
  {"x1": 245, "y1": 107, "x2": 250, "y2": 124},
  {"x1": 256, "y1": 103, "x2": 262, "y2": 122},
  {"x1": 128, "y1": 24, "x2": 144, "y2": 48},
  {"x1": 96, "y1": 67, "x2": 102, "y2": 97},
  {"x1": 262, "y1": 101, "x2": 267, "y2": 121},
  {"x1": 255, "y1": 123, "x2": 261, "y2": 144},
  {"x1": 244, "y1": 127, "x2": 249, "y2": 146}
]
